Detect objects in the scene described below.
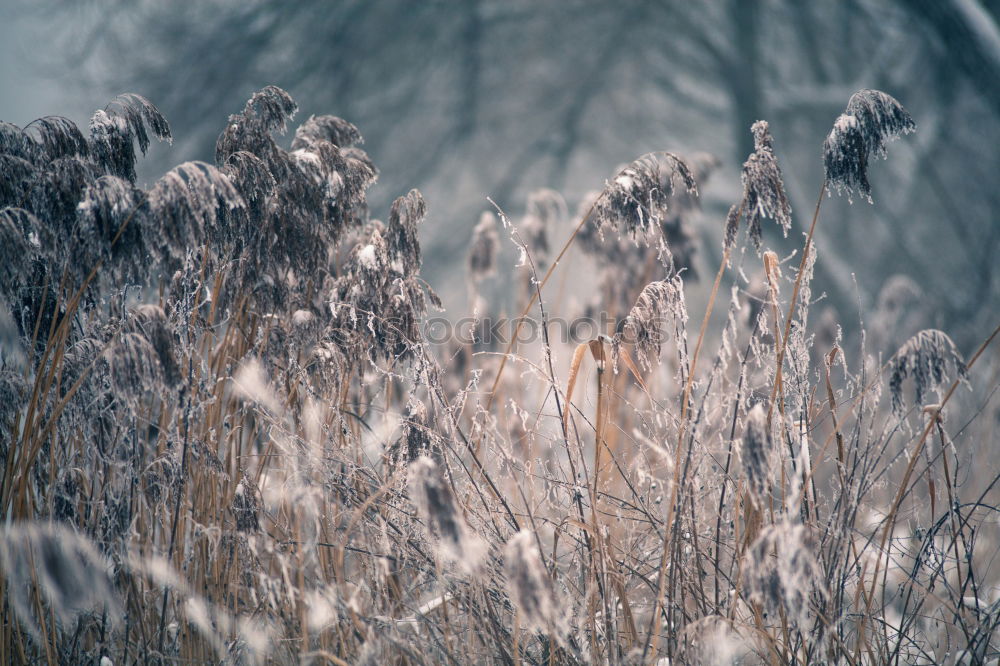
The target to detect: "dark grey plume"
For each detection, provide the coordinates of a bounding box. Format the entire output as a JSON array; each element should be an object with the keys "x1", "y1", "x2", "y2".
[
  {"x1": 823, "y1": 89, "x2": 915, "y2": 202},
  {"x1": 76, "y1": 175, "x2": 147, "y2": 282},
  {"x1": 222, "y1": 150, "x2": 276, "y2": 220},
  {"x1": 407, "y1": 456, "x2": 485, "y2": 571},
  {"x1": 0, "y1": 522, "x2": 121, "y2": 641},
  {"x1": 740, "y1": 403, "x2": 776, "y2": 508},
  {"x1": 291, "y1": 114, "x2": 362, "y2": 149},
  {"x1": 889, "y1": 329, "x2": 968, "y2": 416},
  {"x1": 521, "y1": 188, "x2": 566, "y2": 266},
  {"x1": 215, "y1": 86, "x2": 298, "y2": 176},
  {"x1": 743, "y1": 521, "x2": 826, "y2": 631},
  {"x1": 329, "y1": 220, "x2": 433, "y2": 362},
  {"x1": 242, "y1": 85, "x2": 297, "y2": 134},
  {"x1": 0, "y1": 369, "x2": 28, "y2": 443},
  {"x1": 333, "y1": 146, "x2": 378, "y2": 229},
  {"x1": 0, "y1": 155, "x2": 36, "y2": 208},
  {"x1": 126, "y1": 304, "x2": 180, "y2": 388},
  {"x1": 24, "y1": 116, "x2": 89, "y2": 162},
  {"x1": 29, "y1": 156, "x2": 97, "y2": 241},
  {"x1": 845, "y1": 89, "x2": 916, "y2": 158},
  {"x1": 146, "y1": 161, "x2": 245, "y2": 264},
  {"x1": 0, "y1": 208, "x2": 41, "y2": 294},
  {"x1": 741, "y1": 120, "x2": 792, "y2": 250},
  {"x1": 105, "y1": 331, "x2": 164, "y2": 403},
  {"x1": 467, "y1": 211, "x2": 498, "y2": 281},
  {"x1": 723, "y1": 204, "x2": 741, "y2": 253},
  {"x1": 0, "y1": 121, "x2": 37, "y2": 162},
  {"x1": 594, "y1": 152, "x2": 697, "y2": 237},
  {"x1": 387, "y1": 189, "x2": 426, "y2": 275},
  {"x1": 105, "y1": 93, "x2": 172, "y2": 154},
  {"x1": 504, "y1": 530, "x2": 559, "y2": 635},
  {"x1": 89, "y1": 94, "x2": 171, "y2": 183},
  {"x1": 394, "y1": 399, "x2": 436, "y2": 464}
]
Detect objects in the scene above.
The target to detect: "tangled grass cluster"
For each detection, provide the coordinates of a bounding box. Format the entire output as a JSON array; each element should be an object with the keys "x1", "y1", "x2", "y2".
[{"x1": 1, "y1": 85, "x2": 998, "y2": 665}]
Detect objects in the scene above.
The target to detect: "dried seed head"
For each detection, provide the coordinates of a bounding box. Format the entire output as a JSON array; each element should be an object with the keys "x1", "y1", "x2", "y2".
[
  {"x1": 722, "y1": 204, "x2": 741, "y2": 254},
  {"x1": 678, "y1": 615, "x2": 749, "y2": 666},
  {"x1": 392, "y1": 400, "x2": 437, "y2": 464},
  {"x1": 105, "y1": 93, "x2": 172, "y2": 152},
  {"x1": 522, "y1": 188, "x2": 566, "y2": 265},
  {"x1": 0, "y1": 522, "x2": 120, "y2": 639},
  {"x1": 0, "y1": 121, "x2": 36, "y2": 161},
  {"x1": 594, "y1": 152, "x2": 697, "y2": 237},
  {"x1": 127, "y1": 304, "x2": 180, "y2": 388},
  {"x1": 0, "y1": 208, "x2": 41, "y2": 294},
  {"x1": 239, "y1": 85, "x2": 297, "y2": 135},
  {"x1": 0, "y1": 368, "x2": 28, "y2": 444},
  {"x1": 743, "y1": 520, "x2": 826, "y2": 631},
  {"x1": 740, "y1": 120, "x2": 792, "y2": 251},
  {"x1": 876, "y1": 274, "x2": 922, "y2": 315},
  {"x1": 407, "y1": 456, "x2": 485, "y2": 573},
  {"x1": 105, "y1": 331, "x2": 164, "y2": 402},
  {"x1": 215, "y1": 86, "x2": 297, "y2": 176},
  {"x1": 146, "y1": 161, "x2": 245, "y2": 264},
  {"x1": 386, "y1": 189, "x2": 426, "y2": 275},
  {"x1": 221, "y1": 150, "x2": 275, "y2": 221},
  {"x1": 616, "y1": 277, "x2": 686, "y2": 371},
  {"x1": 62, "y1": 336, "x2": 105, "y2": 389},
  {"x1": 740, "y1": 403, "x2": 777, "y2": 509},
  {"x1": 0, "y1": 154, "x2": 36, "y2": 208},
  {"x1": 467, "y1": 211, "x2": 499, "y2": 281},
  {"x1": 29, "y1": 156, "x2": 96, "y2": 236},
  {"x1": 329, "y1": 223, "x2": 432, "y2": 363},
  {"x1": 89, "y1": 94, "x2": 171, "y2": 182},
  {"x1": 25, "y1": 116, "x2": 89, "y2": 162},
  {"x1": 889, "y1": 329, "x2": 968, "y2": 417},
  {"x1": 292, "y1": 114, "x2": 362, "y2": 149},
  {"x1": 823, "y1": 89, "x2": 915, "y2": 202},
  {"x1": 76, "y1": 175, "x2": 147, "y2": 282},
  {"x1": 504, "y1": 530, "x2": 559, "y2": 635}
]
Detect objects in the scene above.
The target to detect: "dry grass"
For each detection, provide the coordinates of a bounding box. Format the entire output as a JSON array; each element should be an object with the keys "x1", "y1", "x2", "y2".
[{"x1": 1, "y1": 86, "x2": 999, "y2": 665}]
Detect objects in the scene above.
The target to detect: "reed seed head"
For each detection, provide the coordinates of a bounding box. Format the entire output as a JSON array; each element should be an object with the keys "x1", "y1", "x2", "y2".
[
  {"x1": 594, "y1": 152, "x2": 696, "y2": 237},
  {"x1": 743, "y1": 520, "x2": 826, "y2": 631},
  {"x1": 889, "y1": 329, "x2": 968, "y2": 417},
  {"x1": 407, "y1": 456, "x2": 485, "y2": 573},
  {"x1": 504, "y1": 530, "x2": 559, "y2": 635},
  {"x1": 740, "y1": 120, "x2": 792, "y2": 251},
  {"x1": 0, "y1": 522, "x2": 121, "y2": 639},
  {"x1": 467, "y1": 211, "x2": 499, "y2": 282},
  {"x1": 823, "y1": 89, "x2": 915, "y2": 202},
  {"x1": 616, "y1": 277, "x2": 685, "y2": 371},
  {"x1": 740, "y1": 403, "x2": 777, "y2": 509}
]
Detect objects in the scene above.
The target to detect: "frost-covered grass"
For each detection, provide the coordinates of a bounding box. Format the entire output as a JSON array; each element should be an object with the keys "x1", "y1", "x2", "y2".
[{"x1": 1, "y1": 86, "x2": 998, "y2": 664}]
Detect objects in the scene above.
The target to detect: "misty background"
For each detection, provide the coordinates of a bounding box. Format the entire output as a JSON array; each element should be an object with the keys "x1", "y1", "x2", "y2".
[{"x1": 2, "y1": 0, "x2": 998, "y2": 353}]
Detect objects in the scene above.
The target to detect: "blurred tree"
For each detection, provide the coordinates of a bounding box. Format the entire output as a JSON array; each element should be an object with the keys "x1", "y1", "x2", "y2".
[{"x1": 21, "y1": 0, "x2": 1000, "y2": 348}]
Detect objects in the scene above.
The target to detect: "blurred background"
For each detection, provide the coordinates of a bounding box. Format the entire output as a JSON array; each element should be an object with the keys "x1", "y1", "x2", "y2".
[{"x1": 2, "y1": 0, "x2": 998, "y2": 353}]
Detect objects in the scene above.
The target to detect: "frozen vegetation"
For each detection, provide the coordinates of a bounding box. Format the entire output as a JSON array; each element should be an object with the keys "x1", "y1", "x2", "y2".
[{"x1": 0, "y1": 84, "x2": 999, "y2": 664}]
